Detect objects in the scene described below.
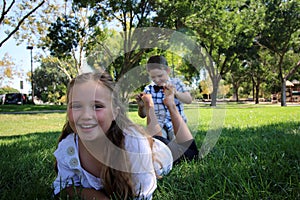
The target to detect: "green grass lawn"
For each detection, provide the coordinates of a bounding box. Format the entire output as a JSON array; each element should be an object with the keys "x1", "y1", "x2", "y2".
[{"x1": 0, "y1": 103, "x2": 299, "y2": 199}]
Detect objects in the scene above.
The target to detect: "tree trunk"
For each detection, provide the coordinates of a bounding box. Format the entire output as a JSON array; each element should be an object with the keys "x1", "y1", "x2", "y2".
[
  {"x1": 255, "y1": 83, "x2": 260, "y2": 104},
  {"x1": 232, "y1": 82, "x2": 239, "y2": 102},
  {"x1": 235, "y1": 87, "x2": 239, "y2": 102},
  {"x1": 281, "y1": 78, "x2": 287, "y2": 106},
  {"x1": 210, "y1": 86, "x2": 217, "y2": 107},
  {"x1": 252, "y1": 77, "x2": 255, "y2": 102},
  {"x1": 210, "y1": 76, "x2": 221, "y2": 107}
]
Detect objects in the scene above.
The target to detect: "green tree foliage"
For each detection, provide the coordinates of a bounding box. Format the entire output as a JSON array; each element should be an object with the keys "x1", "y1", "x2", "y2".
[
  {"x1": 44, "y1": 4, "x2": 105, "y2": 77},
  {"x1": 33, "y1": 60, "x2": 69, "y2": 103},
  {"x1": 256, "y1": 0, "x2": 300, "y2": 106},
  {"x1": 225, "y1": 60, "x2": 248, "y2": 102},
  {"x1": 47, "y1": 17, "x2": 81, "y2": 59},
  {"x1": 3, "y1": 0, "x2": 298, "y2": 105},
  {"x1": 185, "y1": 0, "x2": 260, "y2": 106},
  {"x1": 154, "y1": 0, "x2": 299, "y2": 106},
  {"x1": 72, "y1": 0, "x2": 159, "y2": 80}
]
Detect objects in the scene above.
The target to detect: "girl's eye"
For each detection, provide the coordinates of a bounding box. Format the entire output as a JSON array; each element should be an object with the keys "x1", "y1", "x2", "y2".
[
  {"x1": 70, "y1": 104, "x2": 81, "y2": 109},
  {"x1": 94, "y1": 104, "x2": 104, "y2": 110}
]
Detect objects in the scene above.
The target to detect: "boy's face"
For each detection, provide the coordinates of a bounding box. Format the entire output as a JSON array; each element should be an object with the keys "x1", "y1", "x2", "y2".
[{"x1": 148, "y1": 68, "x2": 170, "y2": 86}]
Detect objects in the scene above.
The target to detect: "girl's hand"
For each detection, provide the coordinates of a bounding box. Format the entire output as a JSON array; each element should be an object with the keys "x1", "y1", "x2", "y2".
[
  {"x1": 163, "y1": 83, "x2": 176, "y2": 96},
  {"x1": 135, "y1": 93, "x2": 145, "y2": 107},
  {"x1": 141, "y1": 93, "x2": 154, "y2": 108}
]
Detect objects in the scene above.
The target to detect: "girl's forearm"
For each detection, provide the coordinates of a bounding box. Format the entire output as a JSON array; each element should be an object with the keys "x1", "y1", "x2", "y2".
[{"x1": 56, "y1": 187, "x2": 110, "y2": 200}]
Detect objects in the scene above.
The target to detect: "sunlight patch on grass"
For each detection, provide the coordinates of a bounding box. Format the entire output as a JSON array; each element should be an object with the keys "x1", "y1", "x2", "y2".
[{"x1": 0, "y1": 113, "x2": 65, "y2": 136}]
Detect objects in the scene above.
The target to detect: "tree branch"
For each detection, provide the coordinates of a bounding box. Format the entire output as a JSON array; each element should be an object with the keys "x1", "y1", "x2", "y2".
[
  {"x1": 0, "y1": 0, "x2": 45, "y2": 48},
  {"x1": 285, "y1": 60, "x2": 300, "y2": 80},
  {"x1": 0, "y1": 0, "x2": 15, "y2": 24}
]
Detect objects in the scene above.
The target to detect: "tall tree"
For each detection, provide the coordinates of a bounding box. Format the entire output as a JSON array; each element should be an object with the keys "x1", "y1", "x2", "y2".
[
  {"x1": 238, "y1": 42, "x2": 271, "y2": 104},
  {"x1": 226, "y1": 60, "x2": 248, "y2": 102},
  {"x1": 184, "y1": 0, "x2": 260, "y2": 106},
  {"x1": 256, "y1": 0, "x2": 300, "y2": 106},
  {"x1": 73, "y1": 0, "x2": 161, "y2": 81},
  {"x1": 44, "y1": 2, "x2": 106, "y2": 79}
]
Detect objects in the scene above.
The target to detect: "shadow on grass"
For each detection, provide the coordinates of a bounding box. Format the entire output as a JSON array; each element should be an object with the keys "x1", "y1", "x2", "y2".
[
  {"x1": 0, "y1": 131, "x2": 60, "y2": 200},
  {"x1": 0, "y1": 121, "x2": 299, "y2": 200},
  {"x1": 156, "y1": 121, "x2": 300, "y2": 200}
]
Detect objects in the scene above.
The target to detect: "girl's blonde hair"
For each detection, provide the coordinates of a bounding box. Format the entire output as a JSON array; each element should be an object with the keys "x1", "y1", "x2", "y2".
[{"x1": 56, "y1": 71, "x2": 153, "y2": 199}]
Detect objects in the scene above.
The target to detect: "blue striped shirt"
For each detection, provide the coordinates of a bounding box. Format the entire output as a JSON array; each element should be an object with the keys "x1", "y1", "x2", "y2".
[{"x1": 144, "y1": 78, "x2": 188, "y2": 133}]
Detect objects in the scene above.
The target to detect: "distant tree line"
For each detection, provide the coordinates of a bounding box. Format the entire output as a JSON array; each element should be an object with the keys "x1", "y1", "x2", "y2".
[{"x1": 0, "y1": 0, "x2": 299, "y2": 105}]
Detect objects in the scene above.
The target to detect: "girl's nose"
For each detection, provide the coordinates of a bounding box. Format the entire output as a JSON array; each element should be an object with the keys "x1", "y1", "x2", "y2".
[{"x1": 81, "y1": 107, "x2": 94, "y2": 119}]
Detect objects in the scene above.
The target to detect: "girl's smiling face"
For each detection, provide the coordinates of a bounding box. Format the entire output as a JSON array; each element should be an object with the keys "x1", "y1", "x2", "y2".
[{"x1": 67, "y1": 80, "x2": 118, "y2": 141}]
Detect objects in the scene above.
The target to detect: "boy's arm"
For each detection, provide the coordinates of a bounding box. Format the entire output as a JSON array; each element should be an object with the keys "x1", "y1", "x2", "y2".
[
  {"x1": 174, "y1": 90, "x2": 192, "y2": 104},
  {"x1": 169, "y1": 78, "x2": 192, "y2": 104}
]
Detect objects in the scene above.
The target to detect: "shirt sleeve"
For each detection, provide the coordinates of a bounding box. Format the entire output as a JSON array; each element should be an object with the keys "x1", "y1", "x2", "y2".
[
  {"x1": 173, "y1": 78, "x2": 188, "y2": 93},
  {"x1": 124, "y1": 128, "x2": 173, "y2": 199},
  {"x1": 124, "y1": 128, "x2": 157, "y2": 200},
  {"x1": 144, "y1": 84, "x2": 151, "y2": 94},
  {"x1": 52, "y1": 134, "x2": 81, "y2": 195}
]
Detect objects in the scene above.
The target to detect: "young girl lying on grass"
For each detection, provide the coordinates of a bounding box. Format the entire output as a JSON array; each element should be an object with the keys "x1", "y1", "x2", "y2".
[{"x1": 53, "y1": 71, "x2": 198, "y2": 199}]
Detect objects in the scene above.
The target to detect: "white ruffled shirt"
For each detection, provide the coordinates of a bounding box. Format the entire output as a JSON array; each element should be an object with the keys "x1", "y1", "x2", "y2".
[{"x1": 53, "y1": 128, "x2": 173, "y2": 199}]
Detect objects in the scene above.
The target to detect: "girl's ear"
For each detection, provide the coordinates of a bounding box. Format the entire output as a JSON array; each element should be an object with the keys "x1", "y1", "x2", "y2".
[{"x1": 113, "y1": 106, "x2": 120, "y2": 120}]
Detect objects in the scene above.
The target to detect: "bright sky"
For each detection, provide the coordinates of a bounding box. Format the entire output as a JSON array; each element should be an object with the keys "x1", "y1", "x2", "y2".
[
  {"x1": 0, "y1": 0, "x2": 61, "y2": 95},
  {"x1": 0, "y1": 38, "x2": 33, "y2": 94}
]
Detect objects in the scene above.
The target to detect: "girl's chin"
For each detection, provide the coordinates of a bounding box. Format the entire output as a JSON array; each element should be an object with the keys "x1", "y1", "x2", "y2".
[
  {"x1": 79, "y1": 133, "x2": 99, "y2": 141},
  {"x1": 77, "y1": 129, "x2": 105, "y2": 141}
]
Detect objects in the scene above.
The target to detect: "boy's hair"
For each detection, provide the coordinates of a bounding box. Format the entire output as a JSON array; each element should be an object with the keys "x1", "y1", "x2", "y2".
[{"x1": 146, "y1": 55, "x2": 169, "y2": 71}]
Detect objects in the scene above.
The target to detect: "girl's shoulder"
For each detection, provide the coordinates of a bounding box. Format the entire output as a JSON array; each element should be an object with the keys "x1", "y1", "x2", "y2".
[
  {"x1": 56, "y1": 133, "x2": 76, "y2": 150},
  {"x1": 54, "y1": 133, "x2": 79, "y2": 168},
  {"x1": 58, "y1": 133, "x2": 76, "y2": 142}
]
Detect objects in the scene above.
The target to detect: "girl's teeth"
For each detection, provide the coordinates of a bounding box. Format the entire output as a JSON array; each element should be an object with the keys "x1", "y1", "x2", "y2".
[{"x1": 81, "y1": 125, "x2": 94, "y2": 128}]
